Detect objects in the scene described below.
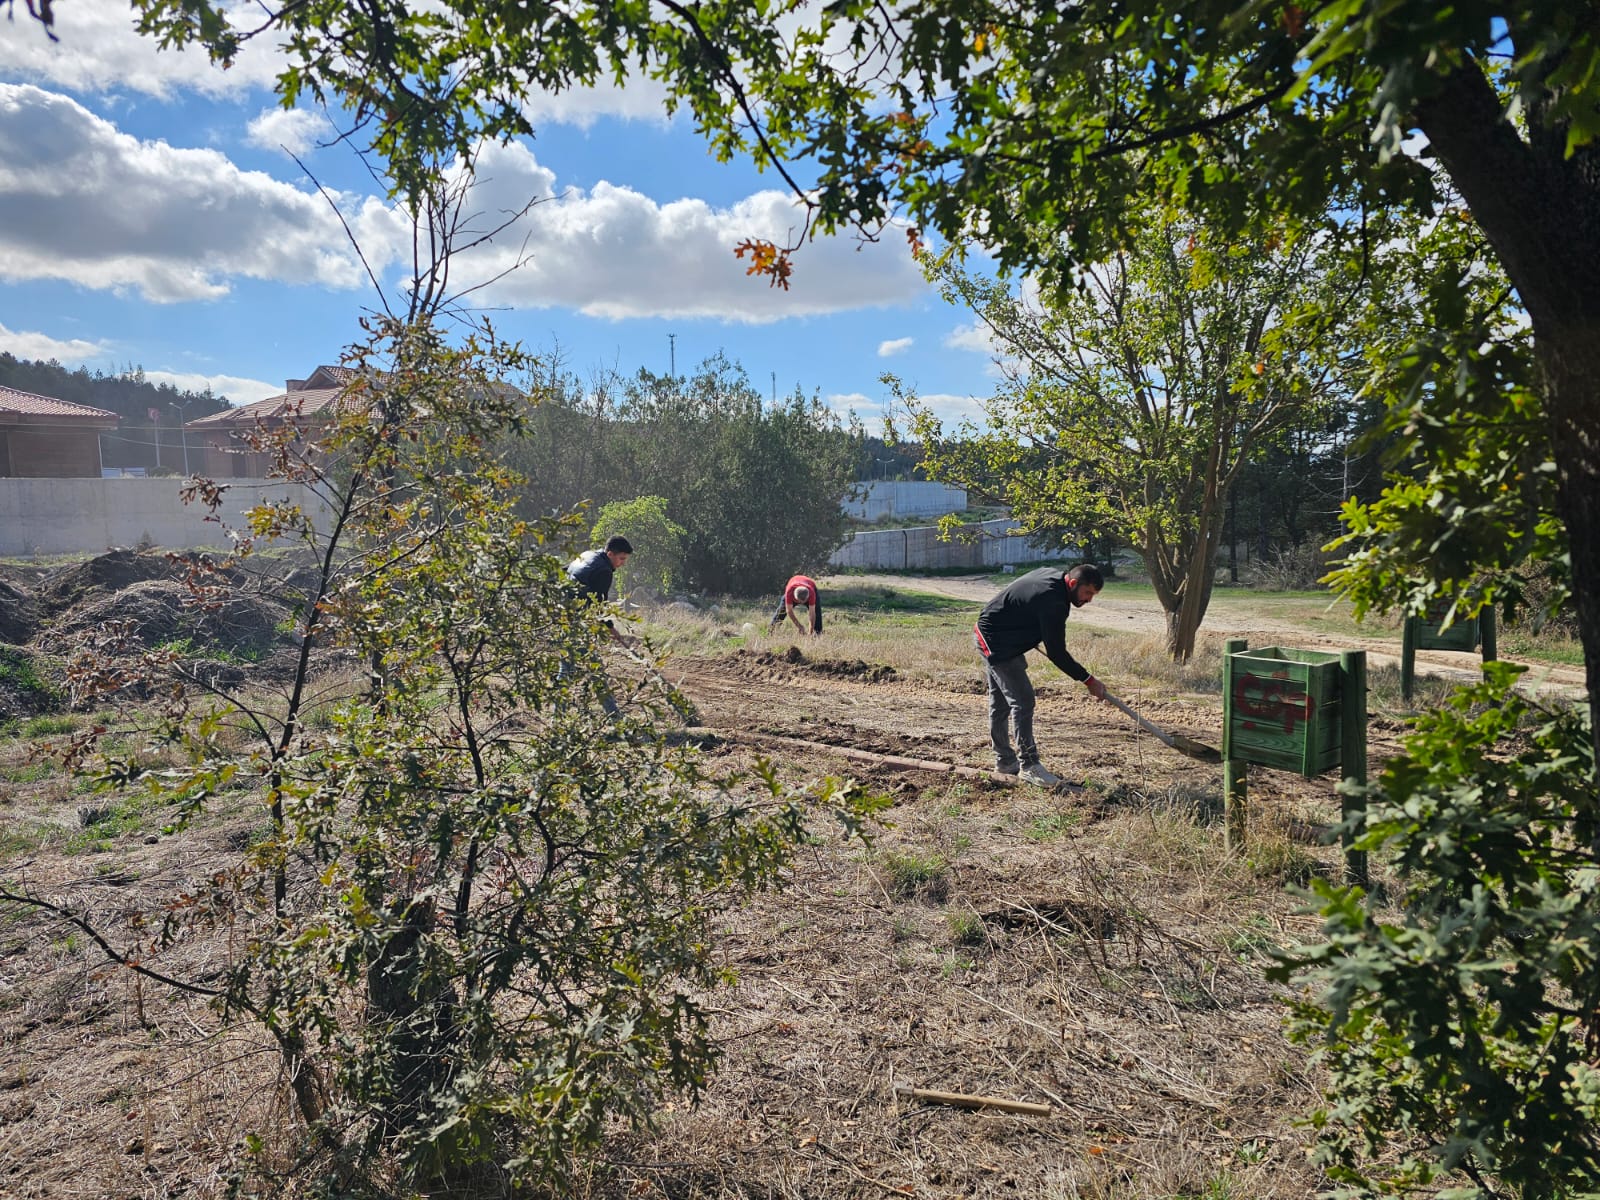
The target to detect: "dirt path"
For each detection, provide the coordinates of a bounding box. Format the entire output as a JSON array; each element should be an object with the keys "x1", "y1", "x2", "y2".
[
  {"x1": 822, "y1": 572, "x2": 1589, "y2": 701},
  {"x1": 660, "y1": 647, "x2": 1416, "y2": 793}
]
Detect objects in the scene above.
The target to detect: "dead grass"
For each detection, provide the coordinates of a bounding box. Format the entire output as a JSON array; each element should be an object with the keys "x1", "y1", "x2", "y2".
[{"x1": 0, "y1": 580, "x2": 1407, "y2": 1198}]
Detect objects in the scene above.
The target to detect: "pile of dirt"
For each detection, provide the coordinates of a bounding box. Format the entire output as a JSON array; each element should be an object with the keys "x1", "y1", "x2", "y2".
[
  {"x1": 734, "y1": 646, "x2": 899, "y2": 684},
  {"x1": 0, "y1": 645, "x2": 63, "y2": 719},
  {"x1": 0, "y1": 578, "x2": 38, "y2": 644},
  {"x1": 34, "y1": 548, "x2": 184, "y2": 618},
  {"x1": 47, "y1": 580, "x2": 288, "y2": 660}
]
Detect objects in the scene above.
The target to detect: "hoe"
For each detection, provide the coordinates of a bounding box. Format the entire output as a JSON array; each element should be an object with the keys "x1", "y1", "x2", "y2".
[{"x1": 1101, "y1": 689, "x2": 1222, "y2": 764}]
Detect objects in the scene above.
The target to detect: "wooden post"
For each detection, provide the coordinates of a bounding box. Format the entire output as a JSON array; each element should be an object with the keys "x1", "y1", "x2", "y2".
[
  {"x1": 1339, "y1": 650, "x2": 1369, "y2": 887},
  {"x1": 1400, "y1": 616, "x2": 1417, "y2": 703},
  {"x1": 1479, "y1": 605, "x2": 1498, "y2": 666},
  {"x1": 1222, "y1": 638, "x2": 1248, "y2": 851}
]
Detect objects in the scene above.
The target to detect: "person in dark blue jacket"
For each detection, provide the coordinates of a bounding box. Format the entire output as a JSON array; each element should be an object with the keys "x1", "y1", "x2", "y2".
[
  {"x1": 563, "y1": 535, "x2": 634, "y2": 717},
  {"x1": 973, "y1": 563, "x2": 1106, "y2": 785},
  {"x1": 567, "y1": 535, "x2": 632, "y2": 605}
]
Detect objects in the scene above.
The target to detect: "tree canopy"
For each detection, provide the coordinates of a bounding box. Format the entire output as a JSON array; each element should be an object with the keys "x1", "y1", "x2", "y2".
[{"x1": 900, "y1": 217, "x2": 1363, "y2": 660}]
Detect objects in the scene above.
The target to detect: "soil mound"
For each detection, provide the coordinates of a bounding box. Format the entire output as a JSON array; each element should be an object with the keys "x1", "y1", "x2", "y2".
[
  {"x1": 49, "y1": 580, "x2": 287, "y2": 659},
  {"x1": 0, "y1": 578, "x2": 37, "y2": 645},
  {"x1": 36, "y1": 549, "x2": 186, "y2": 618},
  {"x1": 736, "y1": 647, "x2": 898, "y2": 684},
  {"x1": 752, "y1": 649, "x2": 902, "y2": 684},
  {"x1": 0, "y1": 646, "x2": 63, "y2": 719}
]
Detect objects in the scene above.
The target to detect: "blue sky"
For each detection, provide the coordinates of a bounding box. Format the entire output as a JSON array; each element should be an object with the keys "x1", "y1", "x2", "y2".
[{"x1": 0, "y1": 3, "x2": 1001, "y2": 431}]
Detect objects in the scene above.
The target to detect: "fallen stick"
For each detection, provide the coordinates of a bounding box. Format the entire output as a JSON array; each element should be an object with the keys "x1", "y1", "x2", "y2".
[
  {"x1": 894, "y1": 1084, "x2": 1052, "y2": 1117},
  {"x1": 686, "y1": 727, "x2": 1083, "y2": 790}
]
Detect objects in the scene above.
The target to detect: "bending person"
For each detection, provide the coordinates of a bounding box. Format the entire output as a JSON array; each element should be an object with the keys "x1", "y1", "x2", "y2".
[
  {"x1": 973, "y1": 563, "x2": 1106, "y2": 786},
  {"x1": 769, "y1": 573, "x2": 823, "y2": 637},
  {"x1": 563, "y1": 535, "x2": 635, "y2": 717}
]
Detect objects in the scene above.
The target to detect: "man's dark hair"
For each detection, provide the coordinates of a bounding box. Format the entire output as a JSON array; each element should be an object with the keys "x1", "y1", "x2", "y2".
[
  {"x1": 604, "y1": 535, "x2": 634, "y2": 555},
  {"x1": 1067, "y1": 563, "x2": 1105, "y2": 589}
]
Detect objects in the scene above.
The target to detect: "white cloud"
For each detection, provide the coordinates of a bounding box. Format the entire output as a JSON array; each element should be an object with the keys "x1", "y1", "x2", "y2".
[
  {"x1": 446, "y1": 143, "x2": 928, "y2": 322},
  {"x1": 944, "y1": 321, "x2": 996, "y2": 355},
  {"x1": 0, "y1": 0, "x2": 282, "y2": 98},
  {"x1": 0, "y1": 89, "x2": 924, "y2": 321},
  {"x1": 0, "y1": 321, "x2": 277, "y2": 406},
  {"x1": 825, "y1": 391, "x2": 871, "y2": 413},
  {"x1": 909, "y1": 391, "x2": 989, "y2": 427},
  {"x1": 520, "y1": 77, "x2": 678, "y2": 130},
  {"x1": 246, "y1": 107, "x2": 332, "y2": 157},
  {"x1": 143, "y1": 370, "x2": 282, "y2": 407},
  {"x1": 0, "y1": 322, "x2": 109, "y2": 363},
  {"x1": 0, "y1": 85, "x2": 405, "y2": 302},
  {"x1": 877, "y1": 337, "x2": 914, "y2": 357},
  {"x1": 0, "y1": 0, "x2": 701, "y2": 129}
]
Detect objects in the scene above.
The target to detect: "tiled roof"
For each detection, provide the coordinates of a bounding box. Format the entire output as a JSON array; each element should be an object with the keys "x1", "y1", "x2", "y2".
[
  {"x1": 310, "y1": 365, "x2": 360, "y2": 385},
  {"x1": 0, "y1": 385, "x2": 119, "y2": 422},
  {"x1": 185, "y1": 387, "x2": 349, "y2": 429}
]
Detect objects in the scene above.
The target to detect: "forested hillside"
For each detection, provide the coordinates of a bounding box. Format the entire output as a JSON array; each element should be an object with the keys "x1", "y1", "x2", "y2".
[
  {"x1": 0, "y1": 354, "x2": 232, "y2": 473},
  {"x1": 0, "y1": 355, "x2": 230, "y2": 420}
]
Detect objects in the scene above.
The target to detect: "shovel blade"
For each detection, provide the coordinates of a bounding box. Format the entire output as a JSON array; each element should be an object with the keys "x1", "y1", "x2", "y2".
[{"x1": 1170, "y1": 733, "x2": 1222, "y2": 764}]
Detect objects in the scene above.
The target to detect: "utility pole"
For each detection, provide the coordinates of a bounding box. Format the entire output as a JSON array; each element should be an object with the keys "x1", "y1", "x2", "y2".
[
  {"x1": 170, "y1": 400, "x2": 192, "y2": 476},
  {"x1": 771, "y1": 371, "x2": 776, "y2": 405},
  {"x1": 668, "y1": 333, "x2": 676, "y2": 379}
]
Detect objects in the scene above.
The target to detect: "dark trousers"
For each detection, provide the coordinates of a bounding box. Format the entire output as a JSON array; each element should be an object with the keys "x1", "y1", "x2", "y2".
[
  {"x1": 558, "y1": 655, "x2": 620, "y2": 718},
  {"x1": 982, "y1": 651, "x2": 1038, "y2": 768}
]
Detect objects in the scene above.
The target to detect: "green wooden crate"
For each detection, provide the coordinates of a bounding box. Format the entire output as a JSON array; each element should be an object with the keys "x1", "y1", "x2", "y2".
[
  {"x1": 1410, "y1": 601, "x2": 1481, "y2": 653},
  {"x1": 1224, "y1": 646, "x2": 1343, "y2": 777}
]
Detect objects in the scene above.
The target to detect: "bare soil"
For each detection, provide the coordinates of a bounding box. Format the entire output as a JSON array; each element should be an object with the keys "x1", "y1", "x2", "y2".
[{"x1": 0, "y1": 559, "x2": 1570, "y2": 1198}]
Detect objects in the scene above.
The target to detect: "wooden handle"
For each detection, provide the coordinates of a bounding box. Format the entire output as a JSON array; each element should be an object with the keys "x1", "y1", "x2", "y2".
[
  {"x1": 897, "y1": 1086, "x2": 1052, "y2": 1117},
  {"x1": 1102, "y1": 692, "x2": 1178, "y2": 748}
]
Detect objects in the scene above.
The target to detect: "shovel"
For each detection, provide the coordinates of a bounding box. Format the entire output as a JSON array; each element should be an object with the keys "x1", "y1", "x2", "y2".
[
  {"x1": 620, "y1": 645, "x2": 700, "y2": 725},
  {"x1": 1101, "y1": 690, "x2": 1222, "y2": 764}
]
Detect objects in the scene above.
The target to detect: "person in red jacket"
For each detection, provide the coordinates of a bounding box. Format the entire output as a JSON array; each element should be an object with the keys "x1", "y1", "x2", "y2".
[
  {"x1": 974, "y1": 563, "x2": 1106, "y2": 785},
  {"x1": 769, "y1": 573, "x2": 823, "y2": 637}
]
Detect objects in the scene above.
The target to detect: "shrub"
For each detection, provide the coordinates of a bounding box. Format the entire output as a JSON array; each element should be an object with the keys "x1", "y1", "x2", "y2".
[
  {"x1": 592, "y1": 494, "x2": 686, "y2": 597},
  {"x1": 0, "y1": 320, "x2": 885, "y2": 1193},
  {"x1": 1273, "y1": 664, "x2": 1600, "y2": 1196}
]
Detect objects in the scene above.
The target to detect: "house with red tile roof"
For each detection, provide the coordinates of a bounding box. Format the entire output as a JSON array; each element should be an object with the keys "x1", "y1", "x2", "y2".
[
  {"x1": 183, "y1": 365, "x2": 363, "y2": 479},
  {"x1": 0, "y1": 386, "x2": 121, "y2": 477}
]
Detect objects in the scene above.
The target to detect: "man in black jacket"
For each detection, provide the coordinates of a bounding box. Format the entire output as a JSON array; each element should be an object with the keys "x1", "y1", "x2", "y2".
[
  {"x1": 974, "y1": 563, "x2": 1106, "y2": 785},
  {"x1": 563, "y1": 535, "x2": 634, "y2": 717}
]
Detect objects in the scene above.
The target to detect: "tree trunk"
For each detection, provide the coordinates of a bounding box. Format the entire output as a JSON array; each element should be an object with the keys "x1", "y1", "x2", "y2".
[
  {"x1": 1415, "y1": 60, "x2": 1600, "y2": 763},
  {"x1": 1227, "y1": 487, "x2": 1238, "y2": 583},
  {"x1": 367, "y1": 896, "x2": 457, "y2": 1132}
]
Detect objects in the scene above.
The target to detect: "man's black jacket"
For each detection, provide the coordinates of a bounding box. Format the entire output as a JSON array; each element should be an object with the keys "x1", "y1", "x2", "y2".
[
  {"x1": 566, "y1": 549, "x2": 614, "y2": 602},
  {"x1": 975, "y1": 566, "x2": 1089, "y2": 681}
]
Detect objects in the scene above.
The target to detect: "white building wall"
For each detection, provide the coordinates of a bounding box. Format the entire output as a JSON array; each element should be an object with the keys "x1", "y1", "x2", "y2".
[
  {"x1": 841, "y1": 481, "x2": 967, "y2": 522},
  {"x1": 828, "y1": 517, "x2": 1077, "y2": 570},
  {"x1": 0, "y1": 477, "x2": 336, "y2": 557}
]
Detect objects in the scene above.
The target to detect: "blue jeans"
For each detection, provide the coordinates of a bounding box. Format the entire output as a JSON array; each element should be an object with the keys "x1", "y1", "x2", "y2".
[{"x1": 981, "y1": 650, "x2": 1038, "y2": 768}]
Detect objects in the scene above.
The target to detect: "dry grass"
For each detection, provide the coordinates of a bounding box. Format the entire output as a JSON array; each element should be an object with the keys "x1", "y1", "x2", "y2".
[{"x1": 0, "y1": 581, "x2": 1401, "y2": 1199}]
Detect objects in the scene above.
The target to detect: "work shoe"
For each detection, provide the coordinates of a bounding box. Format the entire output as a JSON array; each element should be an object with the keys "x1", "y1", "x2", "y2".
[{"x1": 1019, "y1": 762, "x2": 1062, "y2": 787}]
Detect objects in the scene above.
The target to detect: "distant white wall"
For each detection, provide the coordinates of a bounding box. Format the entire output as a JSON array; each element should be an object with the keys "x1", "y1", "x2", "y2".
[
  {"x1": 828, "y1": 517, "x2": 1077, "y2": 570},
  {"x1": 842, "y1": 481, "x2": 966, "y2": 522},
  {"x1": 0, "y1": 477, "x2": 336, "y2": 557}
]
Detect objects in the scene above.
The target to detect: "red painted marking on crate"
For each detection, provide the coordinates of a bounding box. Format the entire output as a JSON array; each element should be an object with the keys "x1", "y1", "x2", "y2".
[{"x1": 1233, "y1": 670, "x2": 1315, "y2": 733}]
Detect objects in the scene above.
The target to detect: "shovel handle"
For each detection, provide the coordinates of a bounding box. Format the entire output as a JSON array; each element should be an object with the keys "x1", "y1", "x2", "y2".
[{"x1": 1102, "y1": 691, "x2": 1178, "y2": 749}]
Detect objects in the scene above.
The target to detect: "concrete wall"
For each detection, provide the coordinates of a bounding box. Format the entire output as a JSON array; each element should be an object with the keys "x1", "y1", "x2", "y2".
[
  {"x1": 0, "y1": 477, "x2": 336, "y2": 557},
  {"x1": 828, "y1": 517, "x2": 1077, "y2": 570},
  {"x1": 841, "y1": 481, "x2": 967, "y2": 522}
]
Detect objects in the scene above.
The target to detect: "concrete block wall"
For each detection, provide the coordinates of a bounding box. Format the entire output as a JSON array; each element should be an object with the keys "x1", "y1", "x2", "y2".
[
  {"x1": 828, "y1": 517, "x2": 1077, "y2": 570},
  {"x1": 0, "y1": 477, "x2": 335, "y2": 557},
  {"x1": 841, "y1": 481, "x2": 967, "y2": 522}
]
